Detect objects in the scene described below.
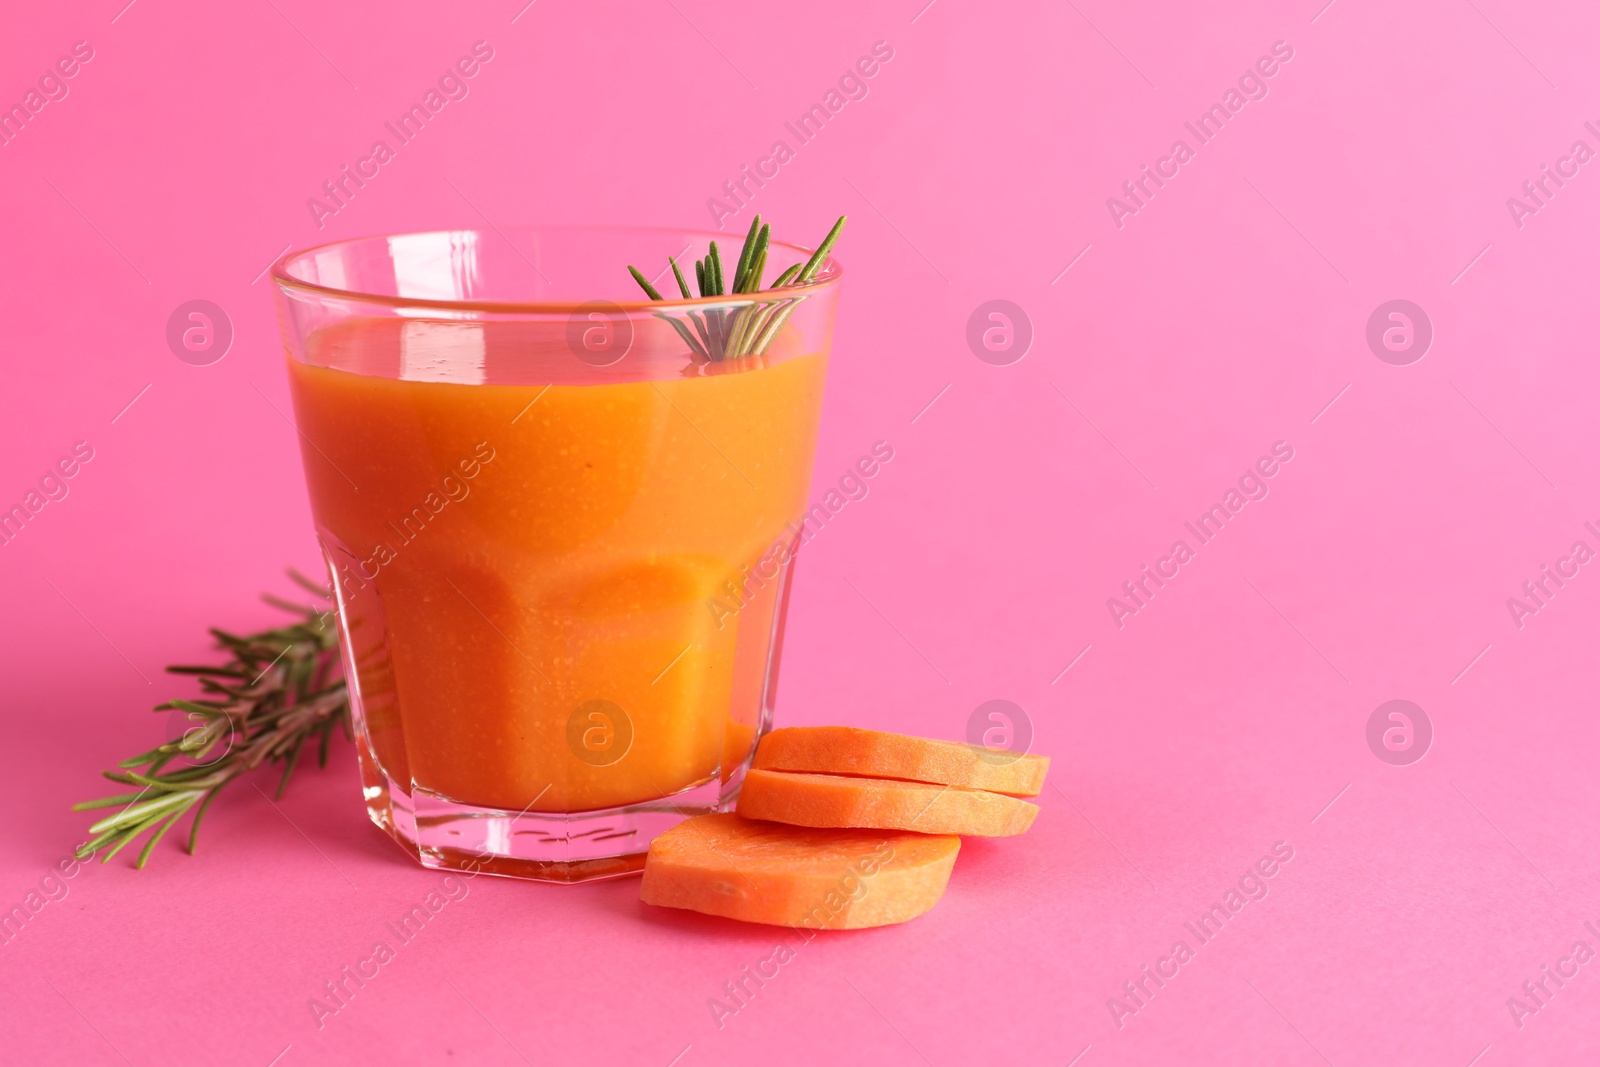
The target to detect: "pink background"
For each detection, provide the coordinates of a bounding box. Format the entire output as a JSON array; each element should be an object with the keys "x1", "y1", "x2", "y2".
[{"x1": 3, "y1": 0, "x2": 1599, "y2": 1063}]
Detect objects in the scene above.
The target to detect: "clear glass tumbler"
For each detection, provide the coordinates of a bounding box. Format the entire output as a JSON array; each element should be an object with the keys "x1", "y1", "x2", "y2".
[{"x1": 270, "y1": 227, "x2": 841, "y2": 882}]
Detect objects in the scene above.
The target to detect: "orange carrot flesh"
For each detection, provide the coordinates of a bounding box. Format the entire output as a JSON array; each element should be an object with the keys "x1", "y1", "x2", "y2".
[
  {"x1": 752, "y1": 726, "x2": 1049, "y2": 797},
  {"x1": 737, "y1": 769, "x2": 1039, "y2": 837},
  {"x1": 640, "y1": 813, "x2": 960, "y2": 929}
]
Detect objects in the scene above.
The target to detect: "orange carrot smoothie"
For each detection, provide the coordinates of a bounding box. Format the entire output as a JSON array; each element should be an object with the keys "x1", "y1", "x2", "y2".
[
  {"x1": 286, "y1": 319, "x2": 828, "y2": 815},
  {"x1": 273, "y1": 224, "x2": 844, "y2": 880}
]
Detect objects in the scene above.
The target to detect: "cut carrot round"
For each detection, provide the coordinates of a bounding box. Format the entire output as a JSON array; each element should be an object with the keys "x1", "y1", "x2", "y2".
[
  {"x1": 752, "y1": 726, "x2": 1049, "y2": 797},
  {"x1": 737, "y1": 769, "x2": 1039, "y2": 837},
  {"x1": 640, "y1": 813, "x2": 959, "y2": 929}
]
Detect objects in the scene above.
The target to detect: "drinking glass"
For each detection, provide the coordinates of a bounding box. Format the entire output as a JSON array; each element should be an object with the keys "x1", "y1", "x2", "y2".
[{"x1": 270, "y1": 227, "x2": 841, "y2": 882}]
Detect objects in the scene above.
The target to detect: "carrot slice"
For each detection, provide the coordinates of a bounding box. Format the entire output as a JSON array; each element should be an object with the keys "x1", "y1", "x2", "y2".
[
  {"x1": 737, "y1": 769, "x2": 1039, "y2": 837},
  {"x1": 752, "y1": 726, "x2": 1049, "y2": 797},
  {"x1": 640, "y1": 813, "x2": 959, "y2": 929}
]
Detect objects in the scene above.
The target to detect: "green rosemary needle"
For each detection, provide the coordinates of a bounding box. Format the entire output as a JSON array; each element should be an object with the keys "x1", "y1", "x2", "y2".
[
  {"x1": 670, "y1": 256, "x2": 692, "y2": 299},
  {"x1": 626, "y1": 214, "x2": 846, "y2": 361},
  {"x1": 627, "y1": 265, "x2": 665, "y2": 302}
]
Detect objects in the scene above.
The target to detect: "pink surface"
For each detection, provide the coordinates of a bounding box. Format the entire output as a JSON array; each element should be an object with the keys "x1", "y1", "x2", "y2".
[{"x1": 2, "y1": 0, "x2": 1598, "y2": 1063}]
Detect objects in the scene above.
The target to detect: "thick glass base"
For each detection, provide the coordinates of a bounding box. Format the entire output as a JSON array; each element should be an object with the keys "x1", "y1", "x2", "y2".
[{"x1": 355, "y1": 730, "x2": 739, "y2": 883}]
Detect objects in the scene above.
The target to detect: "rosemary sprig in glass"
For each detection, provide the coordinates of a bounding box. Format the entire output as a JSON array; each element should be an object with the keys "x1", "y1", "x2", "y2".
[
  {"x1": 72, "y1": 570, "x2": 350, "y2": 868},
  {"x1": 627, "y1": 214, "x2": 845, "y2": 361}
]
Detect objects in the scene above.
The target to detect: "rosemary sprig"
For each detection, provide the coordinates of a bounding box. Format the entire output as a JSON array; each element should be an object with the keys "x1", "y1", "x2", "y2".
[
  {"x1": 72, "y1": 570, "x2": 350, "y2": 868},
  {"x1": 627, "y1": 214, "x2": 845, "y2": 362}
]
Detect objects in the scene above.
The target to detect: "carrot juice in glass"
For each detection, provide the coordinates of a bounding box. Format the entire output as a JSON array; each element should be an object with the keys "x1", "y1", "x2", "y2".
[{"x1": 270, "y1": 227, "x2": 841, "y2": 881}]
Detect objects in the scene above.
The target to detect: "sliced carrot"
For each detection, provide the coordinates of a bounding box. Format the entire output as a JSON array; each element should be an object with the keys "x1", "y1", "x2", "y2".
[
  {"x1": 640, "y1": 813, "x2": 959, "y2": 928},
  {"x1": 752, "y1": 726, "x2": 1049, "y2": 797},
  {"x1": 737, "y1": 769, "x2": 1038, "y2": 837}
]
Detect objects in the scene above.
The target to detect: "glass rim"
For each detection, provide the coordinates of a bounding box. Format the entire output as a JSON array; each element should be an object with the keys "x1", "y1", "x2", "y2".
[{"x1": 270, "y1": 223, "x2": 845, "y2": 315}]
